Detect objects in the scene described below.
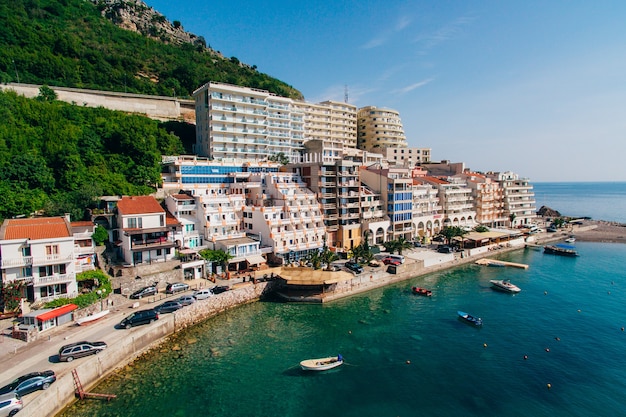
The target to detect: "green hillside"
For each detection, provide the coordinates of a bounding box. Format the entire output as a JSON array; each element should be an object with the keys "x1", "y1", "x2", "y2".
[
  {"x1": 0, "y1": 88, "x2": 184, "y2": 221},
  {"x1": 0, "y1": 0, "x2": 302, "y2": 99}
]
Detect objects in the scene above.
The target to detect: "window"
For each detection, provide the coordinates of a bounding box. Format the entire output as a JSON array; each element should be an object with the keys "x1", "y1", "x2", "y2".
[
  {"x1": 128, "y1": 217, "x2": 143, "y2": 228},
  {"x1": 45, "y1": 245, "x2": 59, "y2": 256},
  {"x1": 22, "y1": 246, "x2": 31, "y2": 257}
]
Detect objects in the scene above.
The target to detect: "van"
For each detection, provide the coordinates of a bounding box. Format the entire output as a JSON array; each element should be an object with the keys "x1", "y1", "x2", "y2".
[{"x1": 388, "y1": 255, "x2": 405, "y2": 264}]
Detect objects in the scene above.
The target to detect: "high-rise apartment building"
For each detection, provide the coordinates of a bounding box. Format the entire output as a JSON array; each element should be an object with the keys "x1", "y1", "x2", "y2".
[{"x1": 357, "y1": 106, "x2": 408, "y2": 153}]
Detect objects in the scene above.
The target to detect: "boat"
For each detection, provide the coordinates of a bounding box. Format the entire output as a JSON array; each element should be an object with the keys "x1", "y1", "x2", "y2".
[
  {"x1": 457, "y1": 311, "x2": 483, "y2": 326},
  {"x1": 564, "y1": 237, "x2": 576, "y2": 243},
  {"x1": 300, "y1": 354, "x2": 344, "y2": 371},
  {"x1": 412, "y1": 286, "x2": 432, "y2": 296},
  {"x1": 487, "y1": 261, "x2": 505, "y2": 267},
  {"x1": 489, "y1": 279, "x2": 521, "y2": 293},
  {"x1": 544, "y1": 244, "x2": 579, "y2": 257},
  {"x1": 75, "y1": 310, "x2": 109, "y2": 326}
]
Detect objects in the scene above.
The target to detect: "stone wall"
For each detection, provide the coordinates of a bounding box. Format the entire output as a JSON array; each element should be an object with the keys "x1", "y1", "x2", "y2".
[{"x1": 21, "y1": 280, "x2": 276, "y2": 417}]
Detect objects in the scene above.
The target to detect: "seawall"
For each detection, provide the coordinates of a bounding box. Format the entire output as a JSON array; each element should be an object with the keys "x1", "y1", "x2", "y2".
[{"x1": 22, "y1": 282, "x2": 274, "y2": 417}]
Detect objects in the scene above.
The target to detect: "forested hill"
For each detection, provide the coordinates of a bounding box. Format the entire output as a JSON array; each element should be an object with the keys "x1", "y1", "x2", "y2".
[
  {"x1": 0, "y1": 89, "x2": 185, "y2": 221},
  {"x1": 0, "y1": 0, "x2": 302, "y2": 99}
]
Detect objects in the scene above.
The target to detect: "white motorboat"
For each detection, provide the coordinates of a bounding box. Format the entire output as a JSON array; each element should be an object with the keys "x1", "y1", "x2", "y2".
[
  {"x1": 489, "y1": 280, "x2": 521, "y2": 293},
  {"x1": 300, "y1": 354, "x2": 344, "y2": 371}
]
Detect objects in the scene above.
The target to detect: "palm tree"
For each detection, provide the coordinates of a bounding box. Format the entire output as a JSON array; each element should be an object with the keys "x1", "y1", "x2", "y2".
[
  {"x1": 395, "y1": 236, "x2": 413, "y2": 255},
  {"x1": 509, "y1": 213, "x2": 517, "y2": 228}
]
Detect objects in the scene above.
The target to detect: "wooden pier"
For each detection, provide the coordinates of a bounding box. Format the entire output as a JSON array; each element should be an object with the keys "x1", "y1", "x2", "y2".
[
  {"x1": 72, "y1": 369, "x2": 116, "y2": 401},
  {"x1": 475, "y1": 258, "x2": 529, "y2": 269}
]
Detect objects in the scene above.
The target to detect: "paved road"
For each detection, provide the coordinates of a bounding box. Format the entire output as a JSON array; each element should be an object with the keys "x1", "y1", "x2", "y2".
[{"x1": 0, "y1": 277, "x2": 228, "y2": 408}]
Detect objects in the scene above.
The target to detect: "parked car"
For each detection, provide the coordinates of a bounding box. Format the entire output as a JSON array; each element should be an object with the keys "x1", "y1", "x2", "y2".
[
  {"x1": 154, "y1": 301, "x2": 183, "y2": 314},
  {"x1": 547, "y1": 226, "x2": 557, "y2": 233},
  {"x1": 368, "y1": 260, "x2": 381, "y2": 267},
  {"x1": 129, "y1": 286, "x2": 157, "y2": 299},
  {"x1": 211, "y1": 285, "x2": 230, "y2": 294},
  {"x1": 0, "y1": 371, "x2": 56, "y2": 397},
  {"x1": 437, "y1": 246, "x2": 453, "y2": 254},
  {"x1": 0, "y1": 392, "x2": 22, "y2": 417},
  {"x1": 58, "y1": 341, "x2": 107, "y2": 362},
  {"x1": 119, "y1": 309, "x2": 159, "y2": 329},
  {"x1": 412, "y1": 241, "x2": 422, "y2": 247},
  {"x1": 178, "y1": 295, "x2": 195, "y2": 306},
  {"x1": 165, "y1": 282, "x2": 190, "y2": 294},
  {"x1": 345, "y1": 261, "x2": 363, "y2": 274},
  {"x1": 381, "y1": 257, "x2": 401, "y2": 266},
  {"x1": 193, "y1": 288, "x2": 214, "y2": 300}
]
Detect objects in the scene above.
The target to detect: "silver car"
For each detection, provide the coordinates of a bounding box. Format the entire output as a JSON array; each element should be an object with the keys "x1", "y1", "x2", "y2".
[
  {"x1": 178, "y1": 295, "x2": 195, "y2": 306},
  {"x1": 0, "y1": 392, "x2": 22, "y2": 417},
  {"x1": 193, "y1": 289, "x2": 214, "y2": 300}
]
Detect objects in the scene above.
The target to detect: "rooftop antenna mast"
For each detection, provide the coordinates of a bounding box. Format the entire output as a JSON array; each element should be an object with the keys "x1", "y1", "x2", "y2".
[{"x1": 344, "y1": 85, "x2": 349, "y2": 103}]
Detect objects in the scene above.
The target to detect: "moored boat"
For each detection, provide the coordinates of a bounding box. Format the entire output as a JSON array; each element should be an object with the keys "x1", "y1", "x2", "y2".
[
  {"x1": 76, "y1": 309, "x2": 110, "y2": 325},
  {"x1": 300, "y1": 354, "x2": 344, "y2": 371},
  {"x1": 544, "y1": 244, "x2": 579, "y2": 257},
  {"x1": 489, "y1": 279, "x2": 521, "y2": 293},
  {"x1": 564, "y1": 237, "x2": 576, "y2": 243},
  {"x1": 457, "y1": 311, "x2": 483, "y2": 326},
  {"x1": 412, "y1": 286, "x2": 432, "y2": 296}
]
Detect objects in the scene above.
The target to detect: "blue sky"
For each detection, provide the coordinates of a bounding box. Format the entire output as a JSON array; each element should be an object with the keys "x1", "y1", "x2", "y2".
[{"x1": 147, "y1": 0, "x2": 626, "y2": 182}]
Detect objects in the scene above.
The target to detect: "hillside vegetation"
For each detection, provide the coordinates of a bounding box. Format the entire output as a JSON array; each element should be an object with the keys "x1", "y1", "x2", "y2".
[
  {"x1": 0, "y1": 0, "x2": 302, "y2": 99},
  {"x1": 0, "y1": 88, "x2": 183, "y2": 221}
]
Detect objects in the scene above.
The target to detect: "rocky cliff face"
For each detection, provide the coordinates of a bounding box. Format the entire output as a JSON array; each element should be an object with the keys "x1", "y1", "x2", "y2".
[{"x1": 90, "y1": 0, "x2": 222, "y2": 57}]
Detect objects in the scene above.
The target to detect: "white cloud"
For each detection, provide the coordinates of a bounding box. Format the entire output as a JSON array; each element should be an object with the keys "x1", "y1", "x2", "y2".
[
  {"x1": 414, "y1": 15, "x2": 475, "y2": 55},
  {"x1": 361, "y1": 14, "x2": 412, "y2": 49}
]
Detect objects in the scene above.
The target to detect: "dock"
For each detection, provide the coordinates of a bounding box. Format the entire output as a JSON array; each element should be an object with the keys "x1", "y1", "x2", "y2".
[{"x1": 475, "y1": 258, "x2": 529, "y2": 269}]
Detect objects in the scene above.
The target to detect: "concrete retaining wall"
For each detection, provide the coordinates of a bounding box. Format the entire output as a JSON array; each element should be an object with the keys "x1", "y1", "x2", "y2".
[{"x1": 21, "y1": 282, "x2": 274, "y2": 417}]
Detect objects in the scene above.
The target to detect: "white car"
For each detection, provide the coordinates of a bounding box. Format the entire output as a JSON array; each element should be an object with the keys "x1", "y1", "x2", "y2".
[{"x1": 193, "y1": 289, "x2": 214, "y2": 300}]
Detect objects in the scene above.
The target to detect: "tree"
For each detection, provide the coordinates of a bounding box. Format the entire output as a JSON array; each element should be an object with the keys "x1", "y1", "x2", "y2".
[
  {"x1": 92, "y1": 225, "x2": 109, "y2": 246},
  {"x1": 394, "y1": 236, "x2": 413, "y2": 255},
  {"x1": 438, "y1": 226, "x2": 467, "y2": 246},
  {"x1": 509, "y1": 213, "x2": 517, "y2": 228},
  {"x1": 199, "y1": 249, "x2": 233, "y2": 273},
  {"x1": 268, "y1": 152, "x2": 289, "y2": 165},
  {"x1": 36, "y1": 85, "x2": 57, "y2": 102}
]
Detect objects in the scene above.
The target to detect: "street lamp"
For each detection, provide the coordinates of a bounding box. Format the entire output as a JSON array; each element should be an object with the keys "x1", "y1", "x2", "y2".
[{"x1": 97, "y1": 288, "x2": 107, "y2": 310}]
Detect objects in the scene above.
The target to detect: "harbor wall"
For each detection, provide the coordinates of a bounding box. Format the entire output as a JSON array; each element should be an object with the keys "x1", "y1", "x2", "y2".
[{"x1": 22, "y1": 282, "x2": 274, "y2": 417}]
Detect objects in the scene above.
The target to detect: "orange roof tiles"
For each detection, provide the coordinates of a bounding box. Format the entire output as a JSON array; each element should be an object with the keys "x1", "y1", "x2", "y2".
[
  {"x1": 172, "y1": 194, "x2": 194, "y2": 200},
  {"x1": 0, "y1": 217, "x2": 72, "y2": 240},
  {"x1": 117, "y1": 196, "x2": 164, "y2": 215}
]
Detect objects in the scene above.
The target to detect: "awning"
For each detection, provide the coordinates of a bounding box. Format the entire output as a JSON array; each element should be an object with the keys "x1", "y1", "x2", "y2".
[
  {"x1": 245, "y1": 254, "x2": 266, "y2": 265},
  {"x1": 36, "y1": 304, "x2": 78, "y2": 322}
]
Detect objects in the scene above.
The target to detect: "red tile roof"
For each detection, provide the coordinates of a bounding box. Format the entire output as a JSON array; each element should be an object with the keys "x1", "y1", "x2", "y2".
[
  {"x1": 0, "y1": 217, "x2": 72, "y2": 240},
  {"x1": 71, "y1": 221, "x2": 95, "y2": 227},
  {"x1": 172, "y1": 194, "x2": 194, "y2": 200},
  {"x1": 117, "y1": 196, "x2": 164, "y2": 215}
]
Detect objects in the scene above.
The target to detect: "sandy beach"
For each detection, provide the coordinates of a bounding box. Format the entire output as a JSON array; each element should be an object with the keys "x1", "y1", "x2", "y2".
[{"x1": 570, "y1": 220, "x2": 626, "y2": 243}]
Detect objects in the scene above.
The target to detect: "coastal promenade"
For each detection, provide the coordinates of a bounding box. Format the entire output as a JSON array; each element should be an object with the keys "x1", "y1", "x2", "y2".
[{"x1": 0, "y1": 227, "x2": 581, "y2": 417}]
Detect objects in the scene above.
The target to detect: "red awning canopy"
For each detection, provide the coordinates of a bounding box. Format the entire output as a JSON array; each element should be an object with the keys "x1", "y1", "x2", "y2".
[{"x1": 36, "y1": 304, "x2": 78, "y2": 322}]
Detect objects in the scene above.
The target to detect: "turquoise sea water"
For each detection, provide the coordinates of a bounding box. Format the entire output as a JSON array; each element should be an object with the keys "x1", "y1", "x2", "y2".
[
  {"x1": 534, "y1": 182, "x2": 626, "y2": 223},
  {"x1": 61, "y1": 242, "x2": 626, "y2": 417}
]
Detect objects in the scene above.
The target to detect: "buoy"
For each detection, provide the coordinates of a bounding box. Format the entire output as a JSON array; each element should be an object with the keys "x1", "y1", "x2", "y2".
[
  {"x1": 523, "y1": 355, "x2": 528, "y2": 360},
  {"x1": 544, "y1": 291, "x2": 548, "y2": 295},
  {"x1": 406, "y1": 360, "x2": 411, "y2": 364},
  {"x1": 608, "y1": 291, "x2": 611, "y2": 295},
  {"x1": 577, "y1": 309, "x2": 581, "y2": 313},
  {"x1": 545, "y1": 348, "x2": 550, "y2": 352},
  {"x1": 348, "y1": 330, "x2": 352, "y2": 334},
  {"x1": 621, "y1": 327, "x2": 624, "y2": 332},
  {"x1": 554, "y1": 337, "x2": 560, "y2": 341},
  {"x1": 483, "y1": 343, "x2": 487, "y2": 348},
  {"x1": 547, "y1": 383, "x2": 552, "y2": 389}
]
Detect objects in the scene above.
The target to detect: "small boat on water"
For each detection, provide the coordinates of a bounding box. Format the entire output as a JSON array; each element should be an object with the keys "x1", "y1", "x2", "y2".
[
  {"x1": 544, "y1": 244, "x2": 579, "y2": 257},
  {"x1": 525, "y1": 243, "x2": 544, "y2": 250},
  {"x1": 564, "y1": 237, "x2": 576, "y2": 243},
  {"x1": 300, "y1": 354, "x2": 344, "y2": 371},
  {"x1": 412, "y1": 286, "x2": 432, "y2": 296},
  {"x1": 489, "y1": 279, "x2": 521, "y2": 293},
  {"x1": 76, "y1": 309, "x2": 110, "y2": 325},
  {"x1": 457, "y1": 311, "x2": 483, "y2": 326}
]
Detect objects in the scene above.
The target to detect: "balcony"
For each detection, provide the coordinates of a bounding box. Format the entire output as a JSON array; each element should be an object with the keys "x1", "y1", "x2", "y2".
[
  {"x1": 1, "y1": 256, "x2": 33, "y2": 268},
  {"x1": 34, "y1": 274, "x2": 73, "y2": 286},
  {"x1": 32, "y1": 254, "x2": 73, "y2": 266}
]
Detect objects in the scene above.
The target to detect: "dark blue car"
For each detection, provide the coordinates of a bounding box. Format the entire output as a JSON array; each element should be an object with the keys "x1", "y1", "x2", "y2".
[{"x1": 0, "y1": 371, "x2": 56, "y2": 397}]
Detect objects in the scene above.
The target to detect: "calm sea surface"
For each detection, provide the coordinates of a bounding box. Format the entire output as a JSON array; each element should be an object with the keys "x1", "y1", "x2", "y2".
[
  {"x1": 534, "y1": 182, "x2": 626, "y2": 223},
  {"x1": 61, "y1": 242, "x2": 626, "y2": 417}
]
